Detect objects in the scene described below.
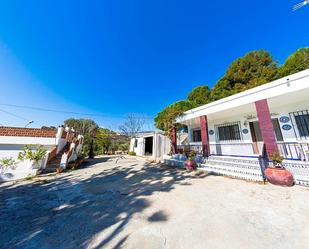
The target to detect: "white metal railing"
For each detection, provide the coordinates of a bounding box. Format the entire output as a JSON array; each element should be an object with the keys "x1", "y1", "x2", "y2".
[
  {"x1": 277, "y1": 142, "x2": 309, "y2": 161},
  {"x1": 209, "y1": 143, "x2": 256, "y2": 157}
]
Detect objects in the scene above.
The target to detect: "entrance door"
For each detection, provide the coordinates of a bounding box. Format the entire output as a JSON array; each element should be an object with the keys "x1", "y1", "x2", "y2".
[
  {"x1": 249, "y1": 118, "x2": 284, "y2": 154},
  {"x1": 249, "y1": 121, "x2": 262, "y2": 154},
  {"x1": 144, "y1": 136, "x2": 153, "y2": 155}
]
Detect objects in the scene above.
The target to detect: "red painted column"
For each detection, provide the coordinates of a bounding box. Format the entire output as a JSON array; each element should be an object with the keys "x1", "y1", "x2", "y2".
[
  {"x1": 171, "y1": 126, "x2": 177, "y2": 154},
  {"x1": 200, "y1": 115, "x2": 210, "y2": 157},
  {"x1": 255, "y1": 99, "x2": 278, "y2": 156}
]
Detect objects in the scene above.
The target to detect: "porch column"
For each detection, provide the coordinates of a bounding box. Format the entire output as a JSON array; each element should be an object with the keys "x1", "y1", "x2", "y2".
[
  {"x1": 200, "y1": 115, "x2": 210, "y2": 157},
  {"x1": 171, "y1": 126, "x2": 177, "y2": 154},
  {"x1": 255, "y1": 99, "x2": 278, "y2": 156}
]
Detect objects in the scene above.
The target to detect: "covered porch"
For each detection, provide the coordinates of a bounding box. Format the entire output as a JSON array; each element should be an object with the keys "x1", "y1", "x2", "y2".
[{"x1": 173, "y1": 70, "x2": 309, "y2": 162}]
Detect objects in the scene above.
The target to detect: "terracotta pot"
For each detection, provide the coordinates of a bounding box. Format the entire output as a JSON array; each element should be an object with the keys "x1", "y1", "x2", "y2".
[
  {"x1": 185, "y1": 160, "x2": 197, "y2": 171},
  {"x1": 264, "y1": 167, "x2": 294, "y2": 187},
  {"x1": 56, "y1": 168, "x2": 64, "y2": 174}
]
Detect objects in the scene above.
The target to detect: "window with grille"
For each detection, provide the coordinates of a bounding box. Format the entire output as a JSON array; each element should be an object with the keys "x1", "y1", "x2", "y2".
[
  {"x1": 216, "y1": 122, "x2": 242, "y2": 141},
  {"x1": 134, "y1": 139, "x2": 138, "y2": 147},
  {"x1": 294, "y1": 112, "x2": 309, "y2": 138},
  {"x1": 192, "y1": 129, "x2": 201, "y2": 142}
]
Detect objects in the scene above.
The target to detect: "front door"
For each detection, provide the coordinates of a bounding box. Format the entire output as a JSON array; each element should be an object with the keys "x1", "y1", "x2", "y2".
[
  {"x1": 249, "y1": 118, "x2": 283, "y2": 154},
  {"x1": 144, "y1": 136, "x2": 153, "y2": 155},
  {"x1": 249, "y1": 121, "x2": 262, "y2": 154}
]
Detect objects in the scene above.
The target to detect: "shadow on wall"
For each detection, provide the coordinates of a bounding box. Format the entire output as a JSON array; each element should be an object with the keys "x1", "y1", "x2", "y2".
[{"x1": 0, "y1": 158, "x2": 209, "y2": 249}]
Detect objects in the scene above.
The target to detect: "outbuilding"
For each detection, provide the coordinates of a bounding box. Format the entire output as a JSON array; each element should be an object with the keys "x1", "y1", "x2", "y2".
[{"x1": 129, "y1": 131, "x2": 171, "y2": 160}]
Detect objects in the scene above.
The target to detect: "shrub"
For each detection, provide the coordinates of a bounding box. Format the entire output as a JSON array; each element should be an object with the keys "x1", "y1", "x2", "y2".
[
  {"x1": 269, "y1": 152, "x2": 284, "y2": 166},
  {"x1": 128, "y1": 151, "x2": 136, "y2": 156},
  {"x1": 187, "y1": 151, "x2": 197, "y2": 161},
  {"x1": 0, "y1": 157, "x2": 17, "y2": 172},
  {"x1": 77, "y1": 151, "x2": 87, "y2": 160},
  {"x1": 18, "y1": 144, "x2": 47, "y2": 162}
]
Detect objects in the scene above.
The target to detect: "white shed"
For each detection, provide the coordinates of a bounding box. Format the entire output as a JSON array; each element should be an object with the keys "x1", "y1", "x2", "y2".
[{"x1": 129, "y1": 131, "x2": 171, "y2": 160}]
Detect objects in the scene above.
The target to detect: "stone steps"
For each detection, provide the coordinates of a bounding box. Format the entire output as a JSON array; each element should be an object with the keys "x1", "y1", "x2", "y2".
[
  {"x1": 206, "y1": 159, "x2": 261, "y2": 170},
  {"x1": 200, "y1": 156, "x2": 265, "y2": 182},
  {"x1": 43, "y1": 153, "x2": 64, "y2": 173},
  {"x1": 283, "y1": 160, "x2": 309, "y2": 187}
]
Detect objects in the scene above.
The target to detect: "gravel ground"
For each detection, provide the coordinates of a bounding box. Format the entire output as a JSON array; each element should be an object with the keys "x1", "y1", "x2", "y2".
[{"x1": 1, "y1": 156, "x2": 309, "y2": 249}]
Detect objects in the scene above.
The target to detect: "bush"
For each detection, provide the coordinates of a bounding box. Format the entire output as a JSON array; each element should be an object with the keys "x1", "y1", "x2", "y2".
[
  {"x1": 269, "y1": 152, "x2": 284, "y2": 166},
  {"x1": 18, "y1": 144, "x2": 47, "y2": 162},
  {"x1": 128, "y1": 151, "x2": 136, "y2": 156},
  {"x1": 0, "y1": 157, "x2": 17, "y2": 172},
  {"x1": 77, "y1": 151, "x2": 87, "y2": 160}
]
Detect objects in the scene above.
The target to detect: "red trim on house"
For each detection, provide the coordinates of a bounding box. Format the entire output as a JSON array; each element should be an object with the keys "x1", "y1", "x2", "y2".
[
  {"x1": 62, "y1": 131, "x2": 67, "y2": 139},
  {"x1": 255, "y1": 99, "x2": 278, "y2": 156},
  {"x1": 0, "y1": 127, "x2": 57, "y2": 138},
  {"x1": 172, "y1": 126, "x2": 177, "y2": 154},
  {"x1": 200, "y1": 115, "x2": 210, "y2": 157}
]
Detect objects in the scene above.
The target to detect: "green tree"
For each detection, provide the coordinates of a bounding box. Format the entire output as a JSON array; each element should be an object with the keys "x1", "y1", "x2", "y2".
[
  {"x1": 95, "y1": 128, "x2": 112, "y2": 155},
  {"x1": 154, "y1": 100, "x2": 193, "y2": 137},
  {"x1": 188, "y1": 85, "x2": 211, "y2": 107},
  {"x1": 276, "y1": 48, "x2": 309, "y2": 78},
  {"x1": 95, "y1": 128, "x2": 130, "y2": 155},
  {"x1": 64, "y1": 118, "x2": 99, "y2": 158},
  {"x1": 210, "y1": 50, "x2": 277, "y2": 100}
]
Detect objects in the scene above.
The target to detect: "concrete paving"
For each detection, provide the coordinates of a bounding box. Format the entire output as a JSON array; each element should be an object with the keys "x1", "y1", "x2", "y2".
[{"x1": 1, "y1": 156, "x2": 309, "y2": 249}]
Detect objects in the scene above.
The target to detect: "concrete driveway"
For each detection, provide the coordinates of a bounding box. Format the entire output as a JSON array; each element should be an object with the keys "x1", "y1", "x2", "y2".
[{"x1": 1, "y1": 156, "x2": 309, "y2": 249}]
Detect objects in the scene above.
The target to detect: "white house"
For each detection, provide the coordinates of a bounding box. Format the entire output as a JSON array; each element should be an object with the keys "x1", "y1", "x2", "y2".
[
  {"x1": 130, "y1": 131, "x2": 172, "y2": 161},
  {"x1": 0, "y1": 126, "x2": 83, "y2": 181},
  {"x1": 166, "y1": 69, "x2": 309, "y2": 186}
]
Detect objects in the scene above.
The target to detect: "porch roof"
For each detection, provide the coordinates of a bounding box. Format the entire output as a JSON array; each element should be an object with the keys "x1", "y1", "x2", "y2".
[{"x1": 176, "y1": 69, "x2": 309, "y2": 125}]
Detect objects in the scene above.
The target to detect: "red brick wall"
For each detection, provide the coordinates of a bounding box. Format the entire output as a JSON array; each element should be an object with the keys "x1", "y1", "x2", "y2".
[
  {"x1": 255, "y1": 99, "x2": 278, "y2": 156},
  {"x1": 0, "y1": 127, "x2": 57, "y2": 138},
  {"x1": 200, "y1": 115, "x2": 210, "y2": 156}
]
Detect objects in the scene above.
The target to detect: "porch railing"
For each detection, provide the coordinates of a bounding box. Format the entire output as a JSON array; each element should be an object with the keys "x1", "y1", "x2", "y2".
[
  {"x1": 177, "y1": 145, "x2": 207, "y2": 156},
  {"x1": 176, "y1": 143, "x2": 256, "y2": 158},
  {"x1": 277, "y1": 142, "x2": 309, "y2": 161},
  {"x1": 175, "y1": 142, "x2": 309, "y2": 162},
  {"x1": 209, "y1": 143, "x2": 256, "y2": 157}
]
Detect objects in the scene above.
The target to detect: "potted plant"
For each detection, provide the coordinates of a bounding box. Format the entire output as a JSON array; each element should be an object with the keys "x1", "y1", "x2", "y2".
[
  {"x1": 0, "y1": 157, "x2": 17, "y2": 174},
  {"x1": 56, "y1": 167, "x2": 64, "y2": 173},
  {"x1": 184, "y1": 151, "x2": 197, "y2": 171},
  {"x1": 18, "y1": 144, "x2": 47, "y2": 170},
  {"x1": 265, "y1": 152, "x2": 294, "y2": 187}
]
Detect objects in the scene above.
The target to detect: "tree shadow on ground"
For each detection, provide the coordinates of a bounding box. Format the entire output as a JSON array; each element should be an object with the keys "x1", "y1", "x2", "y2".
[{"x1": 0, "y1": 158, "x2": 209, "y2": 249}]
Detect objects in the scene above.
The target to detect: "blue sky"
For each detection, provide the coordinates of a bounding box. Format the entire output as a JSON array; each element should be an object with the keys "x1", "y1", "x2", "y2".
[{"x1": 0, "y1": 0, "x2": 308, "y2": 129}]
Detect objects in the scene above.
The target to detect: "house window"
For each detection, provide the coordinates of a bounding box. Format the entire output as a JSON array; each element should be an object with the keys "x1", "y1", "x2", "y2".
[
  {"x1": 134, "y1": 139, "x2": 138, "y2": 147},
  {"x1": 294, "y1": 113, "x2": 309, "y2": 138},
  {"x1": 192, "y1": 129, "x2": 202, "y2": 142},
  {"x1": 216, "y1": 122, "x2": 241, "y2": 141}
]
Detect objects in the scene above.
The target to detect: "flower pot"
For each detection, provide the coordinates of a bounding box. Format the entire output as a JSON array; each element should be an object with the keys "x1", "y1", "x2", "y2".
[
  {"x1": 56, "y1": 168, "x2": 64, "y2": 174},
  {"x1": 31, "y1": 160, "x2": 42, "y2": 169},
  {"x1": 185, "y1": 160, "x2": 197, "y2": 171},
  {"x1": 264, "y1": 167, "x2": 294, "y2": 187}
]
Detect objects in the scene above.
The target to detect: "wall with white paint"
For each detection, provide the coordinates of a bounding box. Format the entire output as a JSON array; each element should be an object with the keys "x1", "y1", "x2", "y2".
[{"x1": 130, "y1": 132, "x2": 171, "y2": 160}]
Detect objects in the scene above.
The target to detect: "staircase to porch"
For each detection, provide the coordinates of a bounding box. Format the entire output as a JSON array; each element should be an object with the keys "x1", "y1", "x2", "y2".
[
  {"x1": 43, "y1": 143, "x2": 70, "y2": 174},
  {"x1": 200, "y1": 155, "x2": 265, "y2": 182},
  {"x1": 43, "y1": 153, "x2": 63, "y2": 173},
  {"x1": 282, "y1": 160, "x2": 309, "y2": 187}
]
